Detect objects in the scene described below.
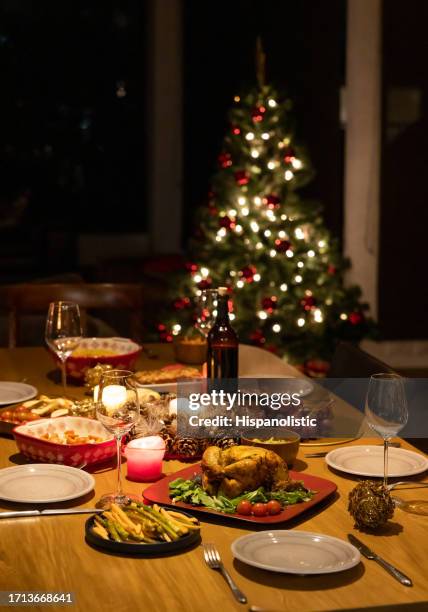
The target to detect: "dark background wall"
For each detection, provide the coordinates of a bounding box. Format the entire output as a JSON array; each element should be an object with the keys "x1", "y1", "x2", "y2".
[
  {"x1": 182, "y1": 0, "x2": 346, "y2": 241},
  {"x1": 380, "y1": 0, "x2": 428, "y2": 339}
]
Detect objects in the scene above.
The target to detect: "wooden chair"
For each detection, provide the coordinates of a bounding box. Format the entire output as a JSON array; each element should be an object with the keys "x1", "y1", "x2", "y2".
[
  {"x1": 329, "y1": 342, "x2": 428, "y2": 454},
  {"x1": 0, "y1": 283, "x2": 144, "y2": 347},
  {"x1": 329, "y1": 341, "x2": 396, "y2": 377}
]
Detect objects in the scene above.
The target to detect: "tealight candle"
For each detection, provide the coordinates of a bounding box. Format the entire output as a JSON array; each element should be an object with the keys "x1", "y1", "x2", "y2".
[
  {"x1": 102, "y1": 385, "x2": 127, "y2": 414},
  {"x1": 125, "y1": 436, "x2": 165, "y2": 482}
]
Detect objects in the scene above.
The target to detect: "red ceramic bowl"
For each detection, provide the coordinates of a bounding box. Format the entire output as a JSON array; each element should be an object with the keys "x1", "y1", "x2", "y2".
[
  {"x1": 54, "y1": 337, "x2": 142, "y2": 383},
  {"x1": 13, "y1": 416, "x2": 116, "y2": 467}
]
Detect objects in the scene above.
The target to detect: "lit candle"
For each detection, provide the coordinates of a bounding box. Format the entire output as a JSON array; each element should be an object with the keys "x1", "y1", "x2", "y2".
[
  {"x1": 102, "y1": 385, "x2": 127, "y2": 414},
  {"x1": 125, "y1": 436, "x2": 165, "y2": 482}
]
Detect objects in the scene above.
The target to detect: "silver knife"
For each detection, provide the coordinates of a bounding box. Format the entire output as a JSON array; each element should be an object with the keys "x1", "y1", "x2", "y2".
[
  {"x1": 348, "y1": 534, "x2": 412, "y2": 587},
  {"x1": 0, "y1": 508, "x2": 103, "y2": 519}
]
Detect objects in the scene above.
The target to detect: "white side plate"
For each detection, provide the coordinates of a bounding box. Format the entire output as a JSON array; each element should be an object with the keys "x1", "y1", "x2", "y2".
[
  {"x1": 0, "y1": 382, "x2": 37, "y2": 406},
  {"x1": 0, "y1": 464, "x2": 95, "y2": 503},
  {"x1": 326, "y1": 445, "x2": 428, "y2": 477},
  {"x1": 232, "y1": 530, "x2": 360, "y2": 574}
]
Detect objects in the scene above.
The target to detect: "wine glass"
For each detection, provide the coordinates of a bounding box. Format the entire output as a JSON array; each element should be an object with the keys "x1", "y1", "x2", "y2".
[
  {"x1": 96, "y1": 369, "x2": 141, "y2": 508},
  {"x1": 365, "y1": 373, "x2": 408, "y2": 487},
  {"x1": 45, "y1": 301, "x2": 82, "y2": 394},
  {"x1": 195, "y1": 289, "x2": 218, "y2": 337}
]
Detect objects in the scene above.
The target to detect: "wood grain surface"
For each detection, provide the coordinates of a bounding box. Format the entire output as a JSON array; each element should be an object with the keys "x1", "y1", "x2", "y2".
[{"x1": 0, "y1": 345, "x2": 427, "y2": 612}]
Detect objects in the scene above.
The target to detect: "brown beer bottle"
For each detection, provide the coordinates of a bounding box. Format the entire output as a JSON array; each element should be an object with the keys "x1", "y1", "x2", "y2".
[{"x1": 207, "y1": 287, "x2": 239, "y2": 380}]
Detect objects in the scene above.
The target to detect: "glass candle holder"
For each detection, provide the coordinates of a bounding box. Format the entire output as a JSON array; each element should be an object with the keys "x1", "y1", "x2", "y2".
[{"x1": 125, "y1": 436, "x2": 166, "y2": 482}]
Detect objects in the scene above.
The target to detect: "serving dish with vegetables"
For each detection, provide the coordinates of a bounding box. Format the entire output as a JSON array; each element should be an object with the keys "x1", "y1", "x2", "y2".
[{"x1": 85, "y1": 502, "x2": 200, "y2": 554}]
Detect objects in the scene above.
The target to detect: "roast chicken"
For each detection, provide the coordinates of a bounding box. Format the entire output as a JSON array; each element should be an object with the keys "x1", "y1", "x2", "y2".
[{"x1": 201, "y1": 445, "x2": 290, "y2": 498}]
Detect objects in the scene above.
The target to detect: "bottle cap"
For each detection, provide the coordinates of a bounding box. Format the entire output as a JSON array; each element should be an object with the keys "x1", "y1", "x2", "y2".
[{"x1": 217, "y1": 287, "x2": 228, "y2": 296}]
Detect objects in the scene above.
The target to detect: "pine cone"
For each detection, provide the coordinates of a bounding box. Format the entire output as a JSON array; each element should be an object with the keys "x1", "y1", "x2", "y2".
[
  {"x1": 214, "y1": 437, "x2": 241, "y2": 450},
  {"x1": 172, "y1": 437, "x2": 200, "y2": 458},
  {"x1": 198, "y1": 438, "x2": 212, "y2": 454},
  {"x1": 159, "y1": 426, "x2": 176, "y2": 454}
]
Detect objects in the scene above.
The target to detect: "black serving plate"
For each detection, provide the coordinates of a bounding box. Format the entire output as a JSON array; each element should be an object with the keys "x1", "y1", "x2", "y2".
[{"x1": 85, "y1": 512, "x2": 201, "y2": 555}]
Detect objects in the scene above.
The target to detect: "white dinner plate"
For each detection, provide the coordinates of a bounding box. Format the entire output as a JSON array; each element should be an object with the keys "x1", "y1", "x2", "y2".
[
  {"x1": 325, "y1": 445, "x2": 428, "y2": 478},
  {"x1": 231, "y1": 530, "x2": 360, "y2": 574},
  {"x1": 0, "y1": 382, "x2": 37, "y2": 406},
  {"x1": 0, "y1": 464, "x2": 95, "y2": 503}
]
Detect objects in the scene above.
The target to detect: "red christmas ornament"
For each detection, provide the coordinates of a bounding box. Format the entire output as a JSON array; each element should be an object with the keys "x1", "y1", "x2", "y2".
[
  {"x1": 173, "y1": 298, "x2": 185, "y2": 310},
  {"x1": 158, "y1": 323, "x2": 173, "y2": 343},
  {"x1": 300, "y1": 296, "x2": 316, "y2": 311},
  {"x1": 234, "y1": 170, "x2": 250, "y2": 186},
  {"x1": 305, "y1": 359, "x2": 330, "y2": 377},
  {"x1": 185, "y1": 262, "x2": 198, "y2": 272},
  {"x1": 197, "y1": 278, "x2": 212, "y2": 290},
  {"x1": 250, "y1": 329, "x2": 266, "y2": 346},
  {"x1": 261, "y1": 296, "x2": 278, "y2": 313},
  {"x1": 218, "y1": 152, "x2": 232, "y2": 168},
  {"x1": 264, "y1": 194, "x2": 281, "y2": 209},
  {"x1": 349, "y1": 311, "x2": 363, "y2": 325},
  {"x1": 275, "y1": 239, "x2": 291, "y2": 253},
  {"x1": 240, "y1": 265, "x2": 257, "y2": 282},
  {"x1": 327, "y1": 265, "x2": 336, "y2": 275},
  {"x1": 231, "y1": 126, "x2": 241, "y2": 135},
  {"x1": 219, "y1": 215, "x2": 234, "y2": 229},
  {"x1": 283, "y1": 147, "x2": 296, "y2": 164},
  {"x1": 252, "y1": 106, "x2": 266, "y2": 122}
]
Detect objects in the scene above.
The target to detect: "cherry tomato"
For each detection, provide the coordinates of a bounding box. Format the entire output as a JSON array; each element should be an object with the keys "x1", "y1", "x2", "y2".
[
  {"x1": 236, "y1": 500, "x2": 253, "y2": 515},
  {"x1": 252, "y1": 503, "x2": 268, "y2": 517},
  {"x1": 266, "y1": 500, "x2": 282, "y2": 515}
]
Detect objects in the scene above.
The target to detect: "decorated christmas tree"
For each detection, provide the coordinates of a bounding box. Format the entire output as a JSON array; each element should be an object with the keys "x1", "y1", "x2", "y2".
[{"x1": 162, "y1": 47, "x2": 373, "y2": 364}]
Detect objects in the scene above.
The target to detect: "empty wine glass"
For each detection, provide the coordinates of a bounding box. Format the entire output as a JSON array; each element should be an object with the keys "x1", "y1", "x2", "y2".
[
  {"x1": 45, "y1": 301, "x2": 82, "y2": 394},
  {"x1": 365, "y1": 373, "x2": 408, "y2": 486},
  {"x1": 96, "y1": 369, "x2": 141, "y2": 508},
  {"x1": 195, "y1": 289, "x2": 218, "y2": 338}
]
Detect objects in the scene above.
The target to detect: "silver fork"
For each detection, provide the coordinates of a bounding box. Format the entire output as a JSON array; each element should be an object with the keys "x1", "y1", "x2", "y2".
[{"x1": 203, "y1": 543, "x2": 247, "y2": 604}]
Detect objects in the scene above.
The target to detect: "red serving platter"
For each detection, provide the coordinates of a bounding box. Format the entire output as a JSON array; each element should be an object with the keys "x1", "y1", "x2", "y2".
[{"x1": 143, "y1": 464, "x2": 337, "y2": 524}]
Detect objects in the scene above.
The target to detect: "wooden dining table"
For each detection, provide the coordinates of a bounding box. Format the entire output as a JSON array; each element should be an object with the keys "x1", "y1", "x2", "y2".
[{"x1": 0, "y1": 344, "x2": 427, "y2": 612}]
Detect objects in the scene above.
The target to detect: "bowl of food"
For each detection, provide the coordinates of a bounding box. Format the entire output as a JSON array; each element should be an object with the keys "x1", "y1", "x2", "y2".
[
  {"x1": 62, "y1": 337, "x2": 142, "y2": 382},
  {"x1": 242, "y1": 431, "x2": 301, "y2": 466},
  {"x1": 173, "y1": 331, "x2": 207, "y2": 365},
  {"x1": 13, "y1": 416, "x2": 116, "y2": 466}
]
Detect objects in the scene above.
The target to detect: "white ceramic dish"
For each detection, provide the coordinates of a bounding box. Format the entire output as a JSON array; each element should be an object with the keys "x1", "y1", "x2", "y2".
[
  {"x1": 0, "y1": 382, "x2": 38, "y2": 406},
  {"x1": 0, "y1": 464, "x2": 95, "y2": 503},
  {"x1": 231, "y1": 530, "x2": 360, "y2": 574},
  {"x1": 325, "y1": 445, "x2": 428, "y2": 478}
]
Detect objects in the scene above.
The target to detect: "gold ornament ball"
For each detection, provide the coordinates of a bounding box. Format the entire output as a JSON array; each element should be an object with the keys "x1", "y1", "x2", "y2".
[{"x1": 348, "y1": 480, "x2": 394, "y2": 530}]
